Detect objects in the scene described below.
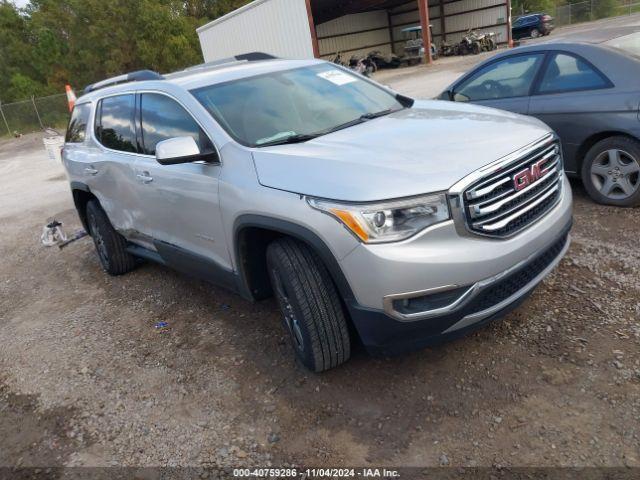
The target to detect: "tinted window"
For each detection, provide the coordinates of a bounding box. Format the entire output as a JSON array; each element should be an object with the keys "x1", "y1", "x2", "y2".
[
  {"x1": 65, "y1": 103, "x2": 91, "y2": 143},
  {"x1": 95, "y1": 95, "x2": 136, "y2": 153},
  {"x1": 191, "y1": 64, "x2": 402, "y2": 147},
  {"x1": 140, "y1": 93, "x2": 214, "y2": 155},
  {"x1": 454, "y1": 54, "x2": 544, "y2": 101},
  {"x1": 538, "y1": 53, "x2": 610, "y2": 93}
]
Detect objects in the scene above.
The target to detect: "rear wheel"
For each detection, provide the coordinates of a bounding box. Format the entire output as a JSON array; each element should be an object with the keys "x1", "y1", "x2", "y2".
[
  {"x1": 86, "y1": 200, "x2": 137, "y2": 275},
  {"x1": 530, "y1": 28, "x2": 541, "y2": 38},
  {"x1": 581, "y1": 136, "x2": 640, "y2": 207},
  {"x1": 266, "y1": 237, "x2": 351, "y2": 372}
]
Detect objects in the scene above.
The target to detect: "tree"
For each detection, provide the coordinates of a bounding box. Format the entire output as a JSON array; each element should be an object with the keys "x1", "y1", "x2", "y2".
[{"x1": 0, "y1": 0, "x2": 252, "y2": 102}]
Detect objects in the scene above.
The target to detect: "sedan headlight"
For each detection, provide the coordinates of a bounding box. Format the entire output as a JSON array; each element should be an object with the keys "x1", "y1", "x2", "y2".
[{"x1": 307, "y1": 193, "x2": 450, "y2": 243}]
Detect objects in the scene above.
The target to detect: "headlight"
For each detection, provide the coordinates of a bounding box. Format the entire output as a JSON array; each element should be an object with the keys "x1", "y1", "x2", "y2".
[{"x1": 307, "y1": 193, "x2": 450, "y2": 243}]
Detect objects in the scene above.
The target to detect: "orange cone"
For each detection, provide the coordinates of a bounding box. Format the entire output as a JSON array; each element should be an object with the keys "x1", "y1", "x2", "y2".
[{"x1": 65, "y1": 85, "x2": 77, "y2": 112}]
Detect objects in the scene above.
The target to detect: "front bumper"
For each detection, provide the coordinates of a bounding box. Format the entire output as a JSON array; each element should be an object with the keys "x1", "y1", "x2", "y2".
[
  {"x1": 346, "y1": 223, "x2": 571, "y2": 356},
  {"x1": 339, "y1": 174, "x2": 573, "y2": 356}
]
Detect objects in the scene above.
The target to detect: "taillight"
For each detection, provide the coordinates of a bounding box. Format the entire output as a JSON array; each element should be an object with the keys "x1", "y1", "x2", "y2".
[{"x1": 542, "y1": 15, "x2": 552, "y2": 21}]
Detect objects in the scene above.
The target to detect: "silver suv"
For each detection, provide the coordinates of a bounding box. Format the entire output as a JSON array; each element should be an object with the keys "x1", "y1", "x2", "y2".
[{"x1": 63, "y1": 54, "x2": 573, "y2": 372}]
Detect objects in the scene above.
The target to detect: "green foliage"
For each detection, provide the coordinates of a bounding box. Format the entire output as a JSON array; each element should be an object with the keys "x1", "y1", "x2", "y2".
[
  {"x1": 0, "y1": 0, "x2": 252, "y2": 102},
  {"x1": 512, "y1": 0, "x2": 559, "y2": 17}
]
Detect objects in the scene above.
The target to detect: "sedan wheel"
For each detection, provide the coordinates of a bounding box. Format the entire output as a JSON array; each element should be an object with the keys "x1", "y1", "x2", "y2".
[
  {"x1": 530, "y1": 28, "x2": 540, "y2": 38},
  {"x1": 582, "y1": 136, "x2": 640, "y2": 207}
]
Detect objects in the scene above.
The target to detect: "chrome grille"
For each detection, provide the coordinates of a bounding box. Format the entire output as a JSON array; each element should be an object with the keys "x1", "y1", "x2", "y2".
[{"x1": 463, "y1": 136, "x2": 563, "y2": 238}]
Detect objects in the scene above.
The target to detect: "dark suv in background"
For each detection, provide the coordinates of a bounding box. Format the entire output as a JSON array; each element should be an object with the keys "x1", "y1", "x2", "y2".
[{"x1": 512, "y1": 13, "x2": 554, "y2": 39}]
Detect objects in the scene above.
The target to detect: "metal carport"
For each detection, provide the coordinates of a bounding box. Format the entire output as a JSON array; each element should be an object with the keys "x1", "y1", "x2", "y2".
[{"x1": 197, "y1": 0, "x2": 513, "y2": 64}]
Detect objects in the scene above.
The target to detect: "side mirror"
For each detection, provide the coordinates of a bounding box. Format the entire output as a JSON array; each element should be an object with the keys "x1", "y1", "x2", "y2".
[
  {"x1": 156, "y1": 136, "x2": 215, "y2": 165},
  {"x1": 438, "y1": 90, "x2": 453, "y2": 101}
]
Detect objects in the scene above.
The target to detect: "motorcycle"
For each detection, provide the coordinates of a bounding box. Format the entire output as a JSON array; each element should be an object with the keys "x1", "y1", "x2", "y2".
[
  {"x1": 367, "y1": 50, "x2": 401, "y2": 69},
  {"x1": 349, "y1": 54, "x2": 376, "y2": 77},
  {"x1": 458, "y1": 30, "x2": 482, "y2": 55}
]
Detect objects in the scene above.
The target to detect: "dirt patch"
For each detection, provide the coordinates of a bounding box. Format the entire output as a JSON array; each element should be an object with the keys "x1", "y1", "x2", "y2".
[{"x1": 0, "y1": 378, "x2": 83, "y2": 468}]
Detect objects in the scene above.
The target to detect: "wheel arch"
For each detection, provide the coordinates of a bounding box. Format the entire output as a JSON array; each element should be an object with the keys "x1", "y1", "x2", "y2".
[
  {"x1": 70, "y1": 181, "x2": 98, "y2": 232},
  {"x1": 233, "y1": 215, "x2": 356, "y2": 307},
  {"x1": 576, "y1": 131, "x2": 640, "y2": 173}
]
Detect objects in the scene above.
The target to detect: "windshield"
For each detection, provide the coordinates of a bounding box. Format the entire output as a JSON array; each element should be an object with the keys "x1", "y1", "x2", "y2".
[
  {"x1": 604, "y1": 32, "x2": 640, "y2": 58},
  {"x1": 191, "y1": 64, "x2": 403, "y2": 147}
]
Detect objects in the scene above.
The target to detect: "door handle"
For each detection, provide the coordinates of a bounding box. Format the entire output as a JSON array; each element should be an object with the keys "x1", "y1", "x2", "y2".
[
  {"x1": 84, "y1": 167, "x2": 98, "y2": 176},
  {"x1": 136, "y1": 172, "x2": 153, "y2": 184}
]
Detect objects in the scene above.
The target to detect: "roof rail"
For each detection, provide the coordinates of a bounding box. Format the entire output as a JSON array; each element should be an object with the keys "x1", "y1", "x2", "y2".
[
  {"x1": 235, "y1": 52, "x2": 277, "y2": 61},
  {"x1": 165, "y1": 52, "x2": 278, "y2": 79},
  {"x1": 84, "y1": 70, "x2": 164, "y2": 94}
]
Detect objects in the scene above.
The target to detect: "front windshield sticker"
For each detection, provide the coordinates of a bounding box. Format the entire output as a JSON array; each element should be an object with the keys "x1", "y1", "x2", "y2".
[{"x1": 317, "y1": 70, "x2": 358, "y2": 86}]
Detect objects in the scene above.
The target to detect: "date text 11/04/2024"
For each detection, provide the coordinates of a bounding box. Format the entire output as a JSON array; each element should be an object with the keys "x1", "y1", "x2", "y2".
[{"x1": 232, "y1": 468, "x2": 400, "y2": 478}]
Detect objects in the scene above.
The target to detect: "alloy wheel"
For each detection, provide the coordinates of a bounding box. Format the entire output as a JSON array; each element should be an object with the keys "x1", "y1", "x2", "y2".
[
  {"x1": 88, "y1": 212, "x2": 110, "y2": 268},
  {"x1": 271, "y1": 268, "x2": 305, "y2": 353},
  {"x1": 590, "y1": 148, "x2": 640, "y2": 200}
]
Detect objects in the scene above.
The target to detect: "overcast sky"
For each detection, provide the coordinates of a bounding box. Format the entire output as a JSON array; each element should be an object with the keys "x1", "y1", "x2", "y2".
[{"x1": 11, "y1": 0, "x2": 29, "y2": 7}]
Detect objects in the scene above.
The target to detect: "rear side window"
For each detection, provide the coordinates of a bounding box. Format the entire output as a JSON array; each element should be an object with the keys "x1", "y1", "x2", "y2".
[
  {"x1": 139, "y1": 93, "x2": 214, "y2": 155},
  {"x1": 95, "y1": 94, "x2": 136, "y2": 153},
  {"x1": 65, "y1": 103, "x2": 91, "y2": 143},
  {"x1": 538, "y1": 53, "x2": 611, "y2": 94}
]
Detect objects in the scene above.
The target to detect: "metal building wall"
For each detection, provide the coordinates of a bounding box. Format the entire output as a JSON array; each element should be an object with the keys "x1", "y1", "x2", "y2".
[
  {"x1": 196, "y1": 0, "x2": 314, "y2": 62},
  {"x1": 443, "y1": 0, "x2": 508, "y2": 45},
  {"x1": 316, "y1": 11, "x2": 391, "y2": 59}
]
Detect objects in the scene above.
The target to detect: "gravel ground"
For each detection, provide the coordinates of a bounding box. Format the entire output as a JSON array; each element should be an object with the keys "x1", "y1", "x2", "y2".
[{"x1": 1, "y1": 21, "x2": 640, "y2": 468}]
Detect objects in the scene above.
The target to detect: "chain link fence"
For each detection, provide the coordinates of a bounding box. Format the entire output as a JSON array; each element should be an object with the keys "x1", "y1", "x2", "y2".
[
  {"x1": 515, "y1": 0, "x2": 640, "y2": 26},
  {"x1": 0, "y1": 93, "x2": 69, "y2": 138},
  {"x1": 554, "y1": 0, "x2": 640, "y2": 25}
]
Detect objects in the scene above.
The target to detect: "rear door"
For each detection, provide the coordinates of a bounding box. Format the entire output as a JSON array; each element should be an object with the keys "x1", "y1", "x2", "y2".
[
  {"x1": 90, "y1": 94, "x2": 140, "y2": 236},
  {"x1": 528, "y1": 51, "x2": 615, "y2": 172},
  {"x1": 451, "y1": 52, "x2": 546, "y2": 114},
  {"x1": 132, "y1": 92, "x2": 231, "y2": 273},
  {"x1": 512, "y1": 17, "x2": 526, "y2": 39}
]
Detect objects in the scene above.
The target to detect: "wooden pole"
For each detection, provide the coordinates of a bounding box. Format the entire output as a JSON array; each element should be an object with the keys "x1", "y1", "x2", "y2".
[
  {"x1": 417, "y1": 0, "x2": 433, "y2": 64},
  {"x1": 506, "y1": 0, "x2": 514, "y2": 47},
  {"x1": 305, "y1": 0, "x2": 320, "y2": 58},
  {"x1": 0, "y1": 101, "x2": 11, "y2": 136},
  {"x1": 439, "y1": 0, "x2": 446, "y2": 42}
]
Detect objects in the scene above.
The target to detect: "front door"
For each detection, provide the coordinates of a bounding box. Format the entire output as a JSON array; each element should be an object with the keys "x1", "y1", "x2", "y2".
[
  {"x1": 451, "y1": 52, "x2": 546, "y2": 115},
  {"x1": 132, "y1": 92, "x2": 232, "y2": 276}
]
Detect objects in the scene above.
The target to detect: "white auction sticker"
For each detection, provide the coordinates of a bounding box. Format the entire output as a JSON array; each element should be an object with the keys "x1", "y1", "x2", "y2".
[{"x1": 317, "y1": 70, "x2": 358, "y2": 86}]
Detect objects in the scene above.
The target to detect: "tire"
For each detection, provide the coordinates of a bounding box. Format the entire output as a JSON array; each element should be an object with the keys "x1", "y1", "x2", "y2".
[
  {"x1": 530, "y1": 28, "x2": 541, "y2": 38},
  {"x1": 266, "y1": 237, "x2": 350, "y2": 372},
  {"x1": 580, "y1": 136, "x2": 640, "y2": 207},
  {"x1": 86, "y1": 200, "x2": 137, "y2": 275}
]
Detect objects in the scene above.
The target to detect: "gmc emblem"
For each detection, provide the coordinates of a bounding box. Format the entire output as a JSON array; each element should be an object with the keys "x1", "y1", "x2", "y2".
[{"x1": 513, "y1": 159, "x2": 551, "y2": 191}]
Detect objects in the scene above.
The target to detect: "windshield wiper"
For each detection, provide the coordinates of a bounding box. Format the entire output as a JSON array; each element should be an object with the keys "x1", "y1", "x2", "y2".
[
  {"x1": 360, "y1": 108, "x2": 395, "y2": 120},
  {"x1": 256, "y1": 133, "x2": 319, "y2": 147},
  {"x1": 257, "y1": 108, "x2": 403, "y2": 146}
]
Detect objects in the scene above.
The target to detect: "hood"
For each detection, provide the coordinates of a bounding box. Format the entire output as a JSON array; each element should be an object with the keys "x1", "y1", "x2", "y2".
[{"x1": 252, "y1": 100, "x2": 552, "y2": 202}]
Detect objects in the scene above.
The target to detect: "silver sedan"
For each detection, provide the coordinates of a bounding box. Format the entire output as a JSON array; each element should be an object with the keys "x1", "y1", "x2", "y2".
[{"x1": 440, "y1": 31, "x2": 640, "y2": 207}]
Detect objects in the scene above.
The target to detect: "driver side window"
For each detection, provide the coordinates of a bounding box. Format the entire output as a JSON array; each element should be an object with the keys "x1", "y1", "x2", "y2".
[{"x1": 453, "y1": 53, "x2": 545, "y2": 102}]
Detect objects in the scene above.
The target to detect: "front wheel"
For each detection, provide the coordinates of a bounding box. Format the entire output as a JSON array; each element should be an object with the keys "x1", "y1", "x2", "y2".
[
  {"x1": 581, "y1": 136, "x2": 640, "y2": 207},
  {"x1": 266, "y1": 237, "x2": 351, "y2": 372}
]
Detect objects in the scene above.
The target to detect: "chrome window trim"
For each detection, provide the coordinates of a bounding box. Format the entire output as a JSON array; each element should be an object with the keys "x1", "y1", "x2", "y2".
[{"x1": 90, "y1": 89, "x2": 222, "y2": 164}]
